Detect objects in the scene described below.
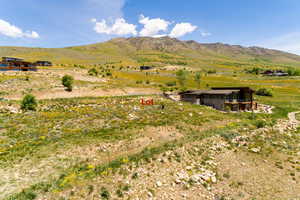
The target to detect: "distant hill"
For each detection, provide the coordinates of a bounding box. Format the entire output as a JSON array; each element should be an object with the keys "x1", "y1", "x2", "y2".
[{"x1": 1, "y1": 37, "x2": 300, "y2": 68}]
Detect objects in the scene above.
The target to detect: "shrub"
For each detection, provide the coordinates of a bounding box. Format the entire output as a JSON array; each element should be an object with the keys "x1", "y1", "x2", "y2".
[
  {"x1": 255, "y1": 88, "x2": 273, "y2": 97},
  {"x1": 116, "y1": 189, "x2": 123, "y2": 197},
  {"x1": 160, "y1": 86, "x2": 168, "y2": 93},
  {"x1": 207, "y1": 69, "x2": 216, "y2": 74},
  {"x1": 132, "y1": 172, "x2": 139, "y2": 179},
  {"x1": 122, "y1": 184, "x2": 130, "y2": 191},
  {"x1": 100, "y1": 187, "x2": 110, "y2": 199},
  {"x1": 287, "y1": 68, "x2": 300, "y2": 76},
  {"x1": 88, "y1": 68, "x2": 99, "y2": 76},
  {"x1": 165, "y1": 81, "x2": 176, "y2": 87},
  {"x1": 88, "y1": 185, "x2": 94, "y2": 194},
  {"x1": 14, "y1": 190, "x2": 37, "y2": 200},
  {"x1": 176, "y1": 70, "x2": 188, "y2": 89},
  {"x1": 245, "y1": 67, "x2": 263, "y2": 75},
  {"x1": 254, "y1": 120, "x2": 267, "y2": 128},
  {"x1": 179, "y1": 87, "x2": 188, "y2": 92},
  {"x1": 21, "y1": 94, "x2": 37, "y2": 111},
  {"x1": 194, "y1": 72, "x2": 201, "y2": 88},
  {"x1": 62, "y1": 75, "x2": 74, "y2": 91}
]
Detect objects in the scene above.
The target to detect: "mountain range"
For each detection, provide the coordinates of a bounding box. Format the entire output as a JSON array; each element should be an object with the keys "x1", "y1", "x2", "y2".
[{"x1": 0, "y1": 37, "x2": 299, "y2": 68}]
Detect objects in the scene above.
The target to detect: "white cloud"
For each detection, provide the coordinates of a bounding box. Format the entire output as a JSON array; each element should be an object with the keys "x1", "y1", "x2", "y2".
[
  {"x1": 93, "y1": 18, "x2": 137, "y2": 36},
  {"x1": 139, "y1": 15, "x2": 170, "y2": 37},
  {"x1": 24, "y1": 31, "x2": 40, "y2": 39},
  {"x1": 0, "y1": 19, "x2": 39, "y2": 39},
  {"x1": 169, "y1": 23, "x2": 197, "y2": 38},
  {"x1": 91, "y1": 15, "x2": 202, "y2": 39},
  {"x1": 260, "y1": 32, "x2": 300, "y2": 55}
]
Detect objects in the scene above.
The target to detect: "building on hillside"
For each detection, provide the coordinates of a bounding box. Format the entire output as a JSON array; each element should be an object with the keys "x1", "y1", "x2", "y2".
[
  {"x1": 140, "y1": 66, "x2": 153, "y2": 70},
  {"x1": 261, "y1": 70, "x2": 288, "y2": 76},
  {"x1": 35, "y1": 61, "x2": 52, "y2": 66},
  {"x1": 2, "y1": 57, "x2": 24, "y2": 62},
  {"x1": 179, "y1": 87, "x2": 257, "y2": 111},
  {"x1": 0, "y1": 57, "x2": 37, "y2": 71}
]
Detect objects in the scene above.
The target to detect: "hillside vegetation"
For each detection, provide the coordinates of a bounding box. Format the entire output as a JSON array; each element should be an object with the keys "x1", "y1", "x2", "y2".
[
  {"x1": 1, "y1": 37, "x2": 300, "y2": 69},
  {"x1": 1, "y1": 37, "x2": 300, "y2": 200}
]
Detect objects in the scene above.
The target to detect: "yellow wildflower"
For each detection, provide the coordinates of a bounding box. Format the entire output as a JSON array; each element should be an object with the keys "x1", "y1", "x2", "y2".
[
  {"x1": 87, "y1": 164, "x2": 95, "y2": 169},
  {"x1": 40, "y1": 136, "x2": 46, "y2": 140}
]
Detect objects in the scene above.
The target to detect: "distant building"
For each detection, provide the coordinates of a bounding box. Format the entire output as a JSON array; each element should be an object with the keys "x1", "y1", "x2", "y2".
[
  {"x1": 35, "y1": 61, "x2": 52, "y2": 66},
  {"x1": 0, "y1": 57, "x2": 37, "y2": 71},
  {"x1": 140, "y1": 66, "x2": 153, "y2": 70},
  {"x1": 179, "y1": 87, "x2": 257, "y2": 111},
  {"x1": 2, "y1": 57, "x2": 24, "y2": 62},
  {"x1": 261, "y1": 70, "x2": 288, "y2": 76}
]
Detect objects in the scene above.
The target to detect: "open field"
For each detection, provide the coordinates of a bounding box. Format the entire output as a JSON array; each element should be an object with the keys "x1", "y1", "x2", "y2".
[
  {"x1": 0, "y1": 64, "x2": 299, "y2": 200},
  {"x1": 1, "y1": 37, "x2": 300, "y2": 200}
]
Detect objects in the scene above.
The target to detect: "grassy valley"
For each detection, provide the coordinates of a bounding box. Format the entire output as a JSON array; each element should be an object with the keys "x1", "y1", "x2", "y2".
[{"x1": 0, "y1": 37, "x2": 300, "y2": 200}]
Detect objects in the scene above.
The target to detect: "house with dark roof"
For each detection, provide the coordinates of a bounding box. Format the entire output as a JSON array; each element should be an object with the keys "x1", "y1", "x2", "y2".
[
  {"x1": 179, "y1": 87, "x2": 257, "y2": 111},
  {"x1": 35, "y1": 61, "x2": 52, "y2": 66},
  {"x1": 140, "y1": 66, "x2": 153, "y2": 70},
  {"x1": 0, "y1": 57, "x2": 37, "y2": 71},
  {"x1": 261, "y1": 70, "x2": 288, "y2": 76}
]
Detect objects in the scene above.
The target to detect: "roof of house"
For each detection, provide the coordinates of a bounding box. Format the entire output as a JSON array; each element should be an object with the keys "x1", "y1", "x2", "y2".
[
  {"x1": 179, "y1": 89, "x2": 240, "y2": 95},
  {"x1": 36, "y1": 61, "x2": 52, "y2": 63}
]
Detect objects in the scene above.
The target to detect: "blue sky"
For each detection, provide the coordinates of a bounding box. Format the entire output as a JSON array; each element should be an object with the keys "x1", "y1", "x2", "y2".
[{"x1": 0, "y1": 0, "x2": 300, "y2": 54}]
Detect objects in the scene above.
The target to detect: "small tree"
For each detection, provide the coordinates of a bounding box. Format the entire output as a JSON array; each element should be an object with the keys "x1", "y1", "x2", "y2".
[
  {"x1": 176, "y1": 70, "x2": 188, "y2": 89},
  {"x1": 62, "y1": 75, "x2": 74, "y2": 91},
  {"x1": 21, "y1": 94, "x2": 37, "y2": 111},
  {"x1": 255, "y1": 88, "x2": 273, "y2": 97},
  {"x1": 194, "y1": 72, "x2": 201, "y2": 89},
  {"x1": 88, "y1": 68, "x2": 98, "y2": 76}
]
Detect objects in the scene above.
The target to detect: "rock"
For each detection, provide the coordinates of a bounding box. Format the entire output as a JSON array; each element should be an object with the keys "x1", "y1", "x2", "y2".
[
  {"x1": 147, "y1": 192, "x2": 153, "y2": 197},
  {"x1": 156, "y1": 181, "x2": 162, "y2": 187},
  {"x1": 211, "y1": 176, "x2": 217, "y2": 183},
  {"x1": 190, "y1": 174, "x2": 202, "y2": 183},
  {"x1": 176, "y1": 171, "x2": 189, "y2": 180},
  {"x1": 250, "y1": 147, "x2": 261, "y2": 153},
  {"x1": 175, "y1": 179, "x2": 181, "y2": 184}
]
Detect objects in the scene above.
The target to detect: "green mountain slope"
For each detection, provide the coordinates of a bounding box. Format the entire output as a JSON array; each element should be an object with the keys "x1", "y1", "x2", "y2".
[{"x1": 0, "y1": 37, "x2": 300, "y2": 68}]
